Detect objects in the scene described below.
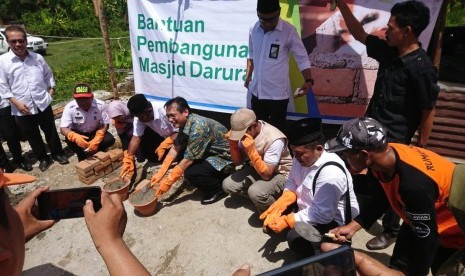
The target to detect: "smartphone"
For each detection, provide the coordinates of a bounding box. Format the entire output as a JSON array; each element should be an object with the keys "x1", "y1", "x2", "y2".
[
  {"x1": 257, "y1": 245, "x2": 356, "y2": 276},
  {"x1": 38, "y1": 187, "x2": 102, "y2": 220}
]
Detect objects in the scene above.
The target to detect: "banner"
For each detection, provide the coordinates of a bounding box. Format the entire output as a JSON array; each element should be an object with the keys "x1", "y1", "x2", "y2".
[{"x1": 128, "y1": 0, "x2": 442, "y2": 121}]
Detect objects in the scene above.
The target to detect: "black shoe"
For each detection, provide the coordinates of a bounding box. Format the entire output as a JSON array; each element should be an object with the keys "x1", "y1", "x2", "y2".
[
  {"x1": 39, "y1": 157, "x2": 53, "y2": 172},
  {"x1": 14, "y1": 158, "x2": 33, "y2": 172},
  {"x1": 201, "y1": 190, "x2": 227, "y2": 205},
  {"x1": 3, "y1": 161, "x2": 16, "y2": 173},
  {"x1": 366, "y1": 232, "x2": 396, "y2": 250},
  {"x1": 52, "y1": 153, "x2": 69, "y2": 165}
]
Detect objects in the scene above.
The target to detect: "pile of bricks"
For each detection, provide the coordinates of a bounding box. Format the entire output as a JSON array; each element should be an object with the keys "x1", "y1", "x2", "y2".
[{"x1": 75, "y1": 149, "x2": 124, "y2": 185}]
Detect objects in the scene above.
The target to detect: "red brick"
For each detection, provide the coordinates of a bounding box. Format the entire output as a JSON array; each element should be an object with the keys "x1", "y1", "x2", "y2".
[
  {"x1": 84, "y1": 157, "x2": 101, "y2": 170},
  {"x1": 78, "y1": 174, "x2": 97, "y2": 185},
  {"x1": 312, "y1": 68, "x2": 356, "y2": 97},
  {"x1": 108, "y1": 151, "x2": 119, "y2": 162},
  {"x1": 75, "y1": 160, "x2": 94, "y2": 173},
  {"x1": 76, "y1": 168, "x2": 95, "y2": 178},
  {"x1": 319, "y1": 103, "x2": 367, "y2": 118},
  {"x1": 95, "y1": 169, "x2": 105, "y2": 178},
  {"x1": 357, "y1": 69, "x2": 377, "y2": 99},
  {"x1": 109, "y1": 149, "x2": 123, "y2": 161},
  {"x1": 104, "y1": 165, "x2": 113, "y2": 175},
  {"x1": 112, "y1": 161, "x2": 122, "y2": 169},
  {"x1": 93, "y1": 151, "x2": 110, "y2": 162}
]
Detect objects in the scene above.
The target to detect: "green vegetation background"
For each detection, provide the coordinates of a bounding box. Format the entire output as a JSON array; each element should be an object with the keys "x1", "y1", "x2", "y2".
[{"x1": 0, "y1": 0, "x2": 464, "y2": 103}]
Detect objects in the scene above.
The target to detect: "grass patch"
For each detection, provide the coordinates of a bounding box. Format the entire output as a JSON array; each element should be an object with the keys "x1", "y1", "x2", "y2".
[{"x1": 44, "y1": 37, "x2": 131, "y2": 104}]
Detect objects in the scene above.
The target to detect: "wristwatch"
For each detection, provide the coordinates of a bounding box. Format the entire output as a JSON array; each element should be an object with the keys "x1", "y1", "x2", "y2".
[{"x1": 305, "y1": 79, "x2": 314, "y2": 85}]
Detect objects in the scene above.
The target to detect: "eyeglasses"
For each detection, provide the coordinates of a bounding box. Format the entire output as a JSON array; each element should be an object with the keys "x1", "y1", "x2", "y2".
[
  {"x1": 258, "y1": 14, "x2": 279, "y2": 23},
  {"x1": 8, "y1": 39, "x2": 26, "y2": 45}
]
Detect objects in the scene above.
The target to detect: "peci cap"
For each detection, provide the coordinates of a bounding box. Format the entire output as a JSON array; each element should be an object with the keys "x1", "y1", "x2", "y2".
[
  {"x1": 325, "y1": 117, "x2": 387, "y2": 153},
  {"x1": 73, "y1": 83, "x2": 93, "y2": 98},
  {"x1": 0, "y1": 169, "x2": 37, "y2": 188},
  {"x1": 287, "y1": 117, "x2": 324, "y2": 146},
  {"x1": 229, "y1": 108, "x2": 256, "y2": 141},
  {"x1": 127, "y1": 94, "x2": 151, "y2": 115},
  {"x1": 257, "y1": 0, "x2": 280, "y2": 13}
]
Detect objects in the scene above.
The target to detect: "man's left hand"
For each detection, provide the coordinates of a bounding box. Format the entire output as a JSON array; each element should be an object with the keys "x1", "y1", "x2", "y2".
[
  {"x1": 295, "y1": 82, "x2": 312, "y2": 98},
  {"x1": 15, "y1": 186, "x2": 56, "y2": 241}
]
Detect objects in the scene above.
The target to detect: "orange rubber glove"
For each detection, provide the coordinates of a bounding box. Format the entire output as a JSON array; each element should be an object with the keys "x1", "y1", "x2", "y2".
[
  {"x1": 268, "y1": 213, "x2": 295, "y2": 233},
  {"x1": 87, "y1": 129, "x2": 106, "y2": 152},
  {"x1": 260, "y1": 190, "x2": 297, "y2": 228},
  {"x1": 150, "y1": 155, "x2": 175, "y2": 185},
  {"x1": 119, "y1": 150, "x2": 135, "y2": 180},
  {"x1": 242, "y1": 133, "x2": 273, "y2": 176},
  {"x1": 66, "y1": 131, "x2": 90, "y2": 149},
  {"x1": 155, "y1": 136, "x2": 174, "y2": 161},
  {"x1": 156, "y1": 165, "x2": 184, "y2": 198}
]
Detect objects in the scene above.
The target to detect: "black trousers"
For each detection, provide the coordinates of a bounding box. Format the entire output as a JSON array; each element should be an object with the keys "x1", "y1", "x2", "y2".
[
  {"x1": 139, "y1": 127, "x2": 164, "y2": 163},
  {"x1": 251, "y1": 95, "x2": 289, "y2": 135},
  {"x1": 366, "y1": 170, "x2": 400, "y2": 235},
  {"x1": 65, "y1": 129, "x2": 115, "y2": 161},
  {"x1": 0, "y1": 106, "x2": 24, "y2": 162},
  {"x1": 184, "y1": 160, "x2": 230, "y2": 196},
  {"x1": 15, "y1": 105, "x2": 64, "y2": 161}
]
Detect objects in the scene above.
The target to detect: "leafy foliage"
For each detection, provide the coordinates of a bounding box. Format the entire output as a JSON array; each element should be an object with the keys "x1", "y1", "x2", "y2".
[
  {"x1": 44, "y1": 38, "x2": 132, "y2": 104},
  {"x1": 446, "y1": 0, "x2": 465, "y2": 27}
]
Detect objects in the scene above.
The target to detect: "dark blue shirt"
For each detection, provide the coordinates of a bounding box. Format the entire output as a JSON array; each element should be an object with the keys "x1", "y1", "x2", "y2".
[{"x1": 365, "y1": 35, "x2": 439, "y2": 144}]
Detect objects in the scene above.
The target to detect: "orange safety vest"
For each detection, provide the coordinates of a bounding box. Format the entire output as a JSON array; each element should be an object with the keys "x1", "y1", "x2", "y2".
[{"x1": 373, "y1": 143, "x2": 465, "y2": 249}]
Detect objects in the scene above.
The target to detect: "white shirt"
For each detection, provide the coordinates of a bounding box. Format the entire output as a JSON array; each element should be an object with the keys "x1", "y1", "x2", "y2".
[
  {"x1": 248, "y1": 19, "x2": 311, "y2": 100},
  {"x1": 0, "y1": 98, "x2": 10, "y2": 109},
  {"x1": 60, "y1": 99, "x2": 110, "y2": 133},
  {"x1": 285, "y1": 151, "x2": 359, "y2": 226},
  {"x1": 133, "y1": 101, "x2": 177, "y2": 138},
  {"x1": 0, "y1": 51, "x2": 55, "y2": 116}
]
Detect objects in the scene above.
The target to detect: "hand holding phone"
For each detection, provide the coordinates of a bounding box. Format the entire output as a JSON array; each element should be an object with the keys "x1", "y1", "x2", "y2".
[
  {"x1": 38, "y1": 187, "x2": 102, "y2": 220},
  {"x1": 84, "y1": 192, "x2": 127, "y2": 250},
  {"x1": 16, "y1": 186, "x2": 56, "y2": 241}
]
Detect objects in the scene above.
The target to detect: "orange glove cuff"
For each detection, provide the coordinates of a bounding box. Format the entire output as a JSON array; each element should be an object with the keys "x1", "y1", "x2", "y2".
[
  {"x1": 244, "y1": 146, "x2": 272, "y2": 176},
  {"x1": 87, "y1": 129, "x2": 106, "y2": 152},
  {"x1": 150, "y1": 154, "x2": 175, "y2": 185},
  {"x1": 155, "y1": 136, "x2": 174, "y2": 161},
  {"x1": 228, "y1": 140, "x2": 242, "y2": 163}
]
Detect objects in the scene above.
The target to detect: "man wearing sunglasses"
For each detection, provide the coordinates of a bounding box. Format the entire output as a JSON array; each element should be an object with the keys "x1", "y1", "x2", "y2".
[
  {"x1": 0, "y1": 25, "x2": 69, "y2": 172},
  {"x1": 245, "y1": 0, "x2": 313, "y2": 135}
]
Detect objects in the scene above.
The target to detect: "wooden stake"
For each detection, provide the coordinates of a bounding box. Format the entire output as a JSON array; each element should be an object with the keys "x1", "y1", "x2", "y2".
[{"x1": 94, "y1": 0, "x2": 118, "y2": 99}]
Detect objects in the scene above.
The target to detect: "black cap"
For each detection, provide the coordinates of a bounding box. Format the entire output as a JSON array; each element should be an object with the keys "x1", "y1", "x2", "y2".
[
  {"x1": 287, "y1": 117, "x2": 324, "y2": 146},
  {"x1": 325, "y1": 117, "x2": 387, "y2": 153},
  {"x1": 257, "y1": 0, "x2": 280, "y2": 13},
  {"x1": 127, "y1": 94, "x2": 150, "y2": 115}
]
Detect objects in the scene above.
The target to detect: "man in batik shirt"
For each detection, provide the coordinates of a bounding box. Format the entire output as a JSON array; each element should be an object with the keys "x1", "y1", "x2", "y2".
[{"x1": 153, "y1": 97, "x2": 233, "y2": 205}]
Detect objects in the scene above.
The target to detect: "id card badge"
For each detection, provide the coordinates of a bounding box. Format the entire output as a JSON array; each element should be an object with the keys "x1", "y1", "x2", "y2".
[{"x1": 269, "y1": 44, "x2": 280, "y2": 59}]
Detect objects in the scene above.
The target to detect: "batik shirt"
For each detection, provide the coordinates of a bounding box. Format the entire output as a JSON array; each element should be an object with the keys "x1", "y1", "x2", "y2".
[{"x1": 181, "y1": 113, "x2": 232, "y2": 171}]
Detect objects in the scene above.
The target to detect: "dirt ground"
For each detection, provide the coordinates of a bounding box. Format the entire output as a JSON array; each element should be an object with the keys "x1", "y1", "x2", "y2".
[{"x1": 4, "y1": 95, "x2": 394, "y2": 275}]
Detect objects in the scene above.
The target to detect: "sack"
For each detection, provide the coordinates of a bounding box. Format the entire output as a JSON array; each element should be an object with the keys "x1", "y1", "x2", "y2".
[{"x1": 448, "y1": 164, "x2": 465, "y2": 232}]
